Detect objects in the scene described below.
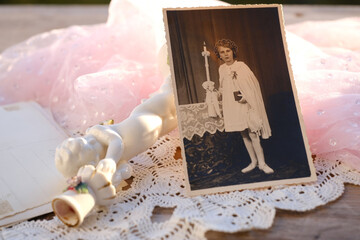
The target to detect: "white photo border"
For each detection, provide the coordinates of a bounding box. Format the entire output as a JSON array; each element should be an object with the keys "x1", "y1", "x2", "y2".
[{"x1": 164, "y1": 4, "x2": 317, "y2": 196}]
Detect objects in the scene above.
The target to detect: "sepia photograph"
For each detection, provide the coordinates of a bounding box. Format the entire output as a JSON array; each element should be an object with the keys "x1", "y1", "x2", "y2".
[{"x1": 164, "y1": 5, "x2": 317, "y2": 196}]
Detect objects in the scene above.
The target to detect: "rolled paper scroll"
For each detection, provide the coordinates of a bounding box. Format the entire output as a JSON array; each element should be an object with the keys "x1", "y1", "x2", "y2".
[
  {"x1": 52, "y1": 189, "x2": 96, "y2": 227},
  {"x1": 52, "y1": 164, "x2": 116, "y2": 227}
]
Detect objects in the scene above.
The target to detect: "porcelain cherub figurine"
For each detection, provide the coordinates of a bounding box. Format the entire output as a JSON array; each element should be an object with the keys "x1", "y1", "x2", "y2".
[{"x1": 52, "y1": 77, "x2": 177, "y2": 226}]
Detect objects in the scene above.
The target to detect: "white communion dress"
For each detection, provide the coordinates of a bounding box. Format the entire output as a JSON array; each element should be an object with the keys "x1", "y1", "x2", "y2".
[{"x1": 219, "y1": 60, "x2": 271, "y2": 138}]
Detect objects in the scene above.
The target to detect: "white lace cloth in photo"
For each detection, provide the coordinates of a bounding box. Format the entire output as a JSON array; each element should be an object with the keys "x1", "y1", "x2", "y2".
[
  {"x1": 1, "y1": 131, "x2": 359, "y2": 240},
  {"x1": 179, "y1": 103, "x2": 224, "y2": 140}
]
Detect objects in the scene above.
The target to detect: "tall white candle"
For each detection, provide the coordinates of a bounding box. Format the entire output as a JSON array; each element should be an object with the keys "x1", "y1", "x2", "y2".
[{"x1": 202, "y1": 41, "x2": 211, "y2": 83}]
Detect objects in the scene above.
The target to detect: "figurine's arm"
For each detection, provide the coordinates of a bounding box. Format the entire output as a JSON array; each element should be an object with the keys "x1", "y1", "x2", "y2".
[
  {"x1": 55, "y1": 77, "x2": 177, "y2": 180},
  {"x1": 86, "y1": 126, "x2": 124, "y2": 161},
  {"x1": 84, "y1": 76, "x2": 176, "y2": 166},
  {"x1": 84, "y1": 125, "x2": 124, "y2": 175},
  {"x1": 109, "y1": 77, "x2": 177, "y2": 164}
]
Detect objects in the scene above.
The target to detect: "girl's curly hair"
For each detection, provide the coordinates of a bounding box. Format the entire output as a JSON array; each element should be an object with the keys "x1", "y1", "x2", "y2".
[{"x1": 214, "y1": 39, "x2": 238, "y2": 59}]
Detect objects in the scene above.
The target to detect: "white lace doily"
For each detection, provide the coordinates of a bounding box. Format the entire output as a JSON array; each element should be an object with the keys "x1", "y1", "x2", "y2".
[{"x1": 1, "y1": 131, "x2": 360, "y2": 240}]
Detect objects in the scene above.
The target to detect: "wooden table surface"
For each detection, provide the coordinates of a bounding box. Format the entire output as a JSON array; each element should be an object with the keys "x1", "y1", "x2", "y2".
[{"x1": 1, "y1": 4, "x2": 359, "y2": 240}]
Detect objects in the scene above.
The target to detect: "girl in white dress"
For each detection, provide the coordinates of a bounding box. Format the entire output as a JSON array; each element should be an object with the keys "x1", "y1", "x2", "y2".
[{"x1": 215, "y1": 39, "x2": 273, "y2": 174}]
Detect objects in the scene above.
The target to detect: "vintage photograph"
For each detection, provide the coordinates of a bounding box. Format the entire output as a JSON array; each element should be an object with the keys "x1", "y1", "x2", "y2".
[{"x1": 164, "y1": 5, "x2": 317, "y2": 195}]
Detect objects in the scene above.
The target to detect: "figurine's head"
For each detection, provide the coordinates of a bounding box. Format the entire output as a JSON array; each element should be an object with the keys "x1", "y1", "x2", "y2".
[
  {"x1": 214, "y1": 39, "x2": 238, "y2": 63},
  {"x1": 55, "y1": 135, "x2": 103, "y2": 178}
]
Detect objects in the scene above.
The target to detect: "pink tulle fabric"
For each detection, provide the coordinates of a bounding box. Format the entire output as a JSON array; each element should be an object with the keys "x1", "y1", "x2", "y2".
[
  {"x1": 286, "y1": 19, "x2": 360, "y2": 170},
  {"x1": 0, "y1": 0, "x2": 223, "y2": 134},
  {"x1": 0, "y1": 1, "x2": 359, "y2": 170}
]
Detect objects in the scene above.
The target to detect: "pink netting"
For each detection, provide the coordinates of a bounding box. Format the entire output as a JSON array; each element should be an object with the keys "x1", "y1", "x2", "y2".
[
  {"x1": 0, "y1": 1, "x2": 165, "y2": 133},
  {"x1": 286, "y1": 19, "x2": 360, "y2": 170},
  {"x1": 0, "y1": 1, "x2": 359, "y2": 170}
]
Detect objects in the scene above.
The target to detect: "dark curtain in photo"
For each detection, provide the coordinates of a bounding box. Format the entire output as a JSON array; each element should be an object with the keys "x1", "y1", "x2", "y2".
[{"x1": 167, "y1": 7, "x2": 292, "y2": 106}]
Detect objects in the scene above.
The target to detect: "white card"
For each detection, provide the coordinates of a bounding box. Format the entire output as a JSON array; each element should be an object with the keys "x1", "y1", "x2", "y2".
[{"x1": 0, "y1": 102, "x2": 68, "y2": 226}]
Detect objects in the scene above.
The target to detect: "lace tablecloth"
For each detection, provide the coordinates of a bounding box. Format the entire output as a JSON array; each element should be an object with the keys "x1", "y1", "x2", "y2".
[
  {"x1": 178, "y1": 103, "x2": 224, "y2": 140},
  {"x1": 1, "y1": 131, "x2": 359, "y2": 239}
]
